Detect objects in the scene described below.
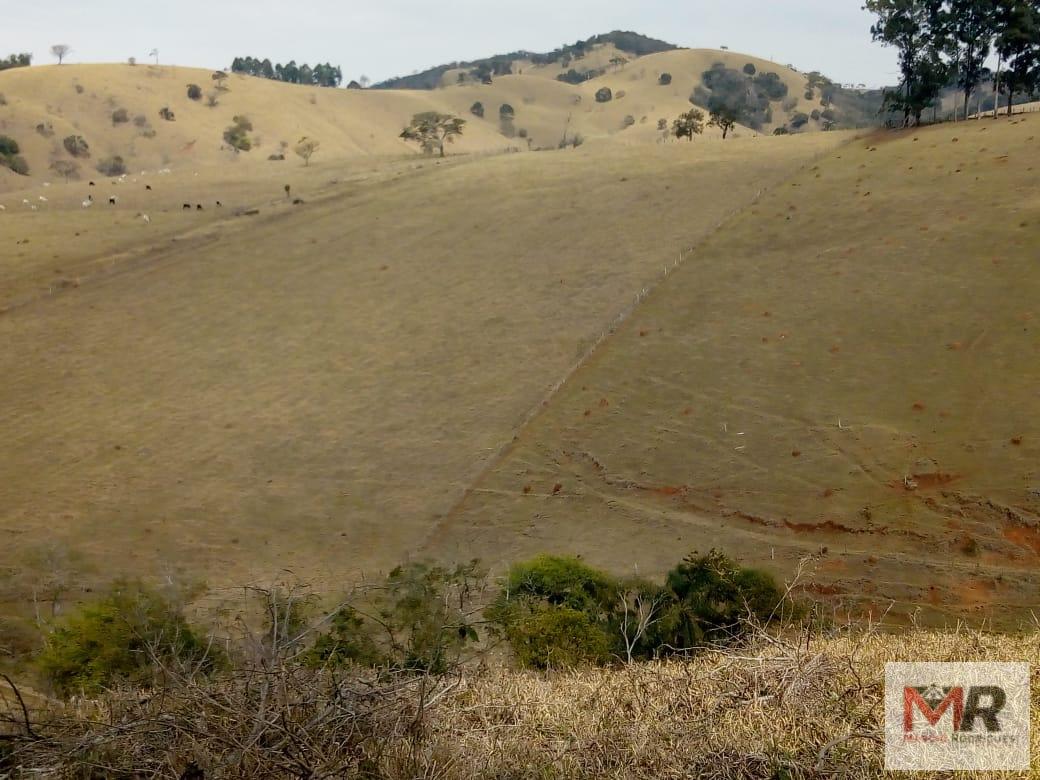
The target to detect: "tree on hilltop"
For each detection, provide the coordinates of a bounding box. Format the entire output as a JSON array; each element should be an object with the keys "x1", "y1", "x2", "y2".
[
  {"x1": 51, "y1": 44, "x2": 72, "y2": 65},
  {"x1": 945, "y1": 0, "x2": 999, "y2": 120},
  {"x1": 995, "y1": 0, "x2": 1040, "y2": 115},
  {"x1": 864, "y1": 0, "x2": 949, "y2": 126},
  {"x1": 400, "y1": 112, "x2": 465, "y2": 157}
]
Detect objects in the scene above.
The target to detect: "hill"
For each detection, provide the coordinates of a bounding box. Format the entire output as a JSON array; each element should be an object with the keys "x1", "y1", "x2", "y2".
[
  {"x1": 428, "y1": 115, "x2": 1040, "y2": 629},
  {"x1": 0, "y1": 125, "x2": 849, "y2": 614},
  {"x1": 372, "y1": 31, "x2": 678, "y2": 90},
  {"x1": 0, "y1": 49, "x2": 879, "y2": 190}
]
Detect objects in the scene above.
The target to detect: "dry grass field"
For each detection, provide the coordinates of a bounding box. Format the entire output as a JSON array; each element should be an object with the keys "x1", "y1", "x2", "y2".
[
  {"x1": 430, "y1": 116, "x2": 1040, "y2": 628},
  {"x1": 0, "y1": 67, "x2": 850, "y2": 612}
]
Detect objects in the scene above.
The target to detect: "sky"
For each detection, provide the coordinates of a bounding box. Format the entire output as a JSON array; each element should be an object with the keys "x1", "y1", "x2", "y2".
[{"x1": 5, "y1": 0, "x2": 901, "y2": 87}]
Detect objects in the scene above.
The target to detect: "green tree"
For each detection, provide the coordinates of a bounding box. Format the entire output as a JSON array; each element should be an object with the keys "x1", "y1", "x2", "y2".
[
  {"x1": 400, "y1": 112, "x2": 466, "y2": 157},
  {"x1": 995, "y1": 0, "x2": 1040, "y2": 114},
  {"x1": 865, "y1": 0, "x2": 949, "y2": 126},
  {"x1": 0, "y1": 53, "x2": 32, "y2": 71},
  {"x1": 946, "y1": 0, "x2": 998, "y2": 119},
  {"x1": 672, "y1": 108, "x2": 705, "y2": 141},
  {"x1": 708, "y1": 103, "x2": 741, "y2": 138}
]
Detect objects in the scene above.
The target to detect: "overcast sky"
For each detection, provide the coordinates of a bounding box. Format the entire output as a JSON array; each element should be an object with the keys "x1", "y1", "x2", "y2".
[{"x1": 6, "y1": 0, "x2": 900, "y2": 87}]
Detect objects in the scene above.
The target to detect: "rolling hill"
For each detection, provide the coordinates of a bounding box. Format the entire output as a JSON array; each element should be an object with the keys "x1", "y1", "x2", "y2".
[{"x1": 0, "y1": 41, "x2": 878, "y2": 192}]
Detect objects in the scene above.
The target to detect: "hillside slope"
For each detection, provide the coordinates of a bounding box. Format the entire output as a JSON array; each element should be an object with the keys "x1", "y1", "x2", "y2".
[
  {"x1": 0, "y1": 49, "x2": 868, "y2": 190},
  {"x1": 0, "y1": 132, "x2": 848, "y2": 606},
  {"x1": 428, "y1": 116, "x2": 1040, "y2": 628}
]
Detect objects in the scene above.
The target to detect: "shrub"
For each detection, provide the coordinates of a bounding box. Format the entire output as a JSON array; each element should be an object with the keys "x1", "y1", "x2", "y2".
[
  {"x1": 96, "y1": 155, "x2": 128, "y2": 176},
  {"x1": 74, "y1": 84, "x2": 84, "y2": 94},
  {"x1": 0, "y1": 135, "x2": 21, "y2": 157},
  {"x1": 499, "y1": 104, "x2": 514, "y2": 119},
  {"x1": 657, "y1": 118, "x2": 668, "y2": 131},
  {"x1": 790, "y1": 112, "x2": 810, "y2": 129},
  {"x1": 309, "y1": 561, "x2": 485, "y2": 674},
  {"x1": 664, "y1": 550, "x2": 783, "y2": 643},
  {"x1": 63, "y1": 134, "x2": 90, "y2": 157},
  {"x1": 133, "y1": 114, "x2": 148, "y2": 128},
  {"x1": 595, "y1": 87, "x2": 612, "y2": 103},
  {"x1": 658, "y1": 72, "x2": 672, "y2": 85},
  {"x1": 773, "y1": 126, "x2": 790, "y2": 135},
  {"x1": 502, "y1": 604, "x2": 612, "y2": 669},
  {"x1": 615, "y1": 90, "x2": 626, "y2": 99},
  {"x1": 50, "y1": 159, "x2": 80, "y2": 181},
  {"x1": 223, "y1": 115, "x2": 253, "y2": 151},
  {"x1": 470, "y1": 101, "x2": 484, "y2": 118},
  {"x1": 37, "y1": 581, "x2": 221, "y2": 697},
  {"x1": 0, "y1": 154, "x2": 29, "y2": 176},
  {"x1": 517, "y1": 127, "x2": 528, "y2": 138},
  {"x1": 690, "y1": 86, "x2": 711, "y2": 107},
  {"x1": 622, "y1": 114, "x2": 636, "y2": 128},
  {"x1": 35, "y1": 121, "x2": 54, "y2": 137},
  {"x1": 158, "y1": 106, "x2": 175, "y2": 121},
  {"x1": 753, "y1": 71, "x2": 789, "y2": 101},
  {"x1": 187, "y1": 84, "x2": 202, "y2": 101},
  {"x1": 111, "y1": 107, "x2": 129, "y2": 124},
  {"x1": 743, "y1": 63, "x2": 757, "y2": 75},
  {"x1": 804, "y1": 89, "x2": 814, "y2": 101},
  {"x1": 810, "y1": 109, "x2": 821, "y2": 121},
  {"x1": 0, "y1": 93, "x2": 6, "y2": 106},
  {"x1": 821, "y1": 108, "x2": 837, "y2": 123}
]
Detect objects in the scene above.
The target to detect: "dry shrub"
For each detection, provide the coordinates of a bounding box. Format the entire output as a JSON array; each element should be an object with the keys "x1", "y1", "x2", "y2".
[{"x1": 5, "y1": 626, "x2": 1039, "y2": 778}]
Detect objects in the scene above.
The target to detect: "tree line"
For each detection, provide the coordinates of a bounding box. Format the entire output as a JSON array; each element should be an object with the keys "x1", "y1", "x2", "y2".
[
  {"x1": 230, "y1": 56, "x2": 343, "y2": 87},
  {"x1": 866, "y1": 0, "x2": 1040, "y2": 126},
  {"x1": 0, "y1": 52, "x2": 32, "y2": 71}
]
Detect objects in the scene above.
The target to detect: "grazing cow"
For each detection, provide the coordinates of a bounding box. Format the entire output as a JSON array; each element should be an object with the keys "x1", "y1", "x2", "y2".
[
  {"x1": 109, "y1": 196, "x2": 118, "y2": 205},
  {"x1": 183, "y1": 203, "x2": 191, "y2": 210},
  {"x1": 196, "y1": 204, "x2": 203, "y2": 211},
  {"x1": 145, "y1": 185, "x2": 152, "y2": 191},
  {"x1": 215, "y1": 201, "x2": 222, "y2": 207},
  {"x1": 81, "y1": 199, "x2": 93, "y2": 209},
  {"x1": 89, "y1": 181, "x2": 96, "y2": 187}
]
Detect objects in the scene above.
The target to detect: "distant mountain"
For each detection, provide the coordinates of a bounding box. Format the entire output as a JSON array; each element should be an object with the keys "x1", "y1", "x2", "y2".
[{"x1": 373, "y1": 31, "x2": 679, "y2": 90}]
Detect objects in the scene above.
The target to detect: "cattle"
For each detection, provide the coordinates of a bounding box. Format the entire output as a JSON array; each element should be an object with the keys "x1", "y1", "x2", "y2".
[
  {"x1": 196, "y1": 204, "x2": 203, "y2": 211},
  {"x1": 145, "y1": 185, "x2": 152, "y2": 191},
  {"x1": 183, "y1": 203, "x2": 192, "y2": 210},
  {"x1": 108, "y1": 196, "x2": 118, "y2": 205}
]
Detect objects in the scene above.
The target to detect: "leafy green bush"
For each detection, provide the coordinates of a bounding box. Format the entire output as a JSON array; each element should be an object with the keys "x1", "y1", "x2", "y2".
[
  {"x1": 0, "y1": 135, "x2": 18, "y2": 157},
  {"x1": 595, "y1": 87, "x2": 613, "y2": 103},
  {"x1": 470, "y1": 101, "x2": 484, "y2": 118},
  {"x1": 743, "y1": 63, "x2": 757, "y2": 75},
  {"x1": 223, "y1": 115, "x2": 253, "y2": 151},
  {"x1": 811, "y1": 109, "x2": 821, "y2": 121},
  {"x1": 664, "y1": 550, "x2": 783, "y2": 642},
  {"x1": 63, "y1": 135, "x2": 90, "y2": 157},
  {"x1": 187, "y1": 84, "x2": 202, "y2": 101},
  {"x1": 96, "y1": 155, "x2": 127, "y2": 176},
  {"x1": 658, "y1": 72, "x2": 672, "y2": 85},
  {"x1": 499, "y1": 104, "x2": 514, "y2": 119},
  {"x1": 502, "y1": 604, "x2": 612, "y2": 669},
  {"x1": 37, "y1": 581, "x2": 221, "y2": 697}
]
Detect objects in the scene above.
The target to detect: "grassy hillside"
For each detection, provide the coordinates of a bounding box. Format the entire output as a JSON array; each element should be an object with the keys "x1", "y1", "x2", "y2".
[
  {"x1": 429, "y1": 115, "x2": 1040, "y2": 629},
  {"x1": 0, "y1": 52, "x2": 871, "y2": 189},
  {"x1": 0, "y1": 130, "x2": 848, "y2": 611}
]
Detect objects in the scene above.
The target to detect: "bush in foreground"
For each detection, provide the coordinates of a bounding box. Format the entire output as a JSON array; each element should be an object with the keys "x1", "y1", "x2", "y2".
[{"x1": 36, "y1": 581, "x2": 221, "y2": 696}]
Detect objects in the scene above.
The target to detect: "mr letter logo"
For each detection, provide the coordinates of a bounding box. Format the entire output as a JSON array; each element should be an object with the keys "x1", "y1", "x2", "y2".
[{"x1": 885, "y1": 663, "x2": 1030, "y2": 771}]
